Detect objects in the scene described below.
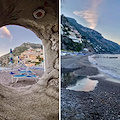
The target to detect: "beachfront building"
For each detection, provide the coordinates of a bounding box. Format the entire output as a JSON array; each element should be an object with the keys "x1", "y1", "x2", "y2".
[
  {"x1": 14, "y1": 47, "x2": 43, "y2": 66},
  {"x1": 68, "y1": 31, "x2": 82, "y2": 43},
  {"x1": 83, "y1": 48, "x2": 89, "y2": 53},
  {"x1": 60, "y1": 17, "x2": 82, "y2": 44},
  {"x1": 29, "y1": 54, "x2": 36, "y2": 61},
  {"x1": 61, "y1": 24, "x2": 64, "y2": 35}
]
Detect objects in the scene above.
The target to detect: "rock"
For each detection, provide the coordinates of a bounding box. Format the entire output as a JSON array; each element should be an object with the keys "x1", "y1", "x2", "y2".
[
  {"x1": 74, "y1": 113, "x2": 85, "y2": 120},
  {"x1": 0, "y1": 0, "x2": 59, "y2": 120}
]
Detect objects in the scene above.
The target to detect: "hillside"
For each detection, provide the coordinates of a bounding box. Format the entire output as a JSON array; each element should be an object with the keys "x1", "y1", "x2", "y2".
[
  {"x1": 12, "y1": 42, "x2": 43, "y2": 56},
  {"x1": 61, "y1": 15, "x2": 120, "y2": 54},
  {"x1": 61, "y1": 35, "x2": 83, "y2": 51},
  {"x1": 0, "y1": 42, "x2": 43, "y2": 67}
]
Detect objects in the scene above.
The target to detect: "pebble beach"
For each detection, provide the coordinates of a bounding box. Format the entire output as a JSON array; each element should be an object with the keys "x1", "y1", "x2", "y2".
[{"x1": 61, "y1": 55, "x2": 120, "y2": 120}]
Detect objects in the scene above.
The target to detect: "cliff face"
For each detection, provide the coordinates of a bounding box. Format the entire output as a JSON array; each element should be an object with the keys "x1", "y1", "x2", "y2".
[
  {"x1": 66, "y1": 16, "x2": 120, "y2": 54},
  {"x1": 61, "y1": 35, "x2": 83, "y2": 51},
  {"x1": 61, "y1": 15, "x2": 95, "y2": 52}
]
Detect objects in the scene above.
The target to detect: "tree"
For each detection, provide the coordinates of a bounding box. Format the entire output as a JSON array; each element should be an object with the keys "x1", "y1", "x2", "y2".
[
  {"x1": 36, "y1": 55, "x2": 44, "y2": 62},
  {"x1": 81, "y1": 36, "x2": 87, "y2": 47},
  {"x1": 81, "y1": 35, "x2": 86, "y2": 40}
]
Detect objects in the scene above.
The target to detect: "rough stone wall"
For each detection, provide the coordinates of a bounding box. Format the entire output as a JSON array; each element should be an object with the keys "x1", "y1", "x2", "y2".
[{"x1": 0, "y1": 0, "x2": 59, "y2": 119}]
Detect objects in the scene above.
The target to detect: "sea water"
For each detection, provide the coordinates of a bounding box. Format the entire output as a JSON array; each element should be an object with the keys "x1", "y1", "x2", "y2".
[
  {"x1": 62, "y1": 54, "x2": 120, "y2": 92},
  {"x1": 62, "y1": 71, "x2": 99, "y2": 92},
  {"x1": 88, "y1": 54, "x2": 120, "y2": 83},
  {"x1": 66, "y1": 76, "x2": 98, "y2": 92},
  {"x1": 0, "y1": 67, "x2": 10, "y2": 71}
]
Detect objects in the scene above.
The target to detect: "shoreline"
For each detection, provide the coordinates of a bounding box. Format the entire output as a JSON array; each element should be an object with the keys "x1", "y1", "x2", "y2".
[
  {"x1": 61, "y1": 54, "x2": 120, "y2": 120},
  {"x1": 61, "y1": 54, "x2": 99, "y2": 76}
]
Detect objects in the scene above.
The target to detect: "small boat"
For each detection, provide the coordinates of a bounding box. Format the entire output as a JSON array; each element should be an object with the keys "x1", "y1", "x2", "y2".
[{"x1": 109, "y1": 57, "x2": 118, "y2": 59}]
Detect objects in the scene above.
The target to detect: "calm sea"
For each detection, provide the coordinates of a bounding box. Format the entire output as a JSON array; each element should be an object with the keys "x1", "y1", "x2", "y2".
[
  {"x1": 89, "y1": 54, "x2": 120, "y2": 82},
  {"x1": 0, "y1": 67, "x2": 10, "y2": 71}
]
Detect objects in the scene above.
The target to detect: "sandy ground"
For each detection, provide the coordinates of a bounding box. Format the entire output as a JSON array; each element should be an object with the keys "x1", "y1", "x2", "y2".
[
  {"x1": 0, "y1": 69, "x2": 44, "y2": 88},
  {"x1": 0, "y1": 68, "x2": 58, "y2": 120},
  {"x1": 61, "y1": 55, "x2": 120, "y2": 120}
]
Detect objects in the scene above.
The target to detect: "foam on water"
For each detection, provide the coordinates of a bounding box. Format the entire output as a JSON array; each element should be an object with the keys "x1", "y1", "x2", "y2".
[
  {"x1": 88, "y1": 55, "x2": 98, "y2": 65},
  {"x1": 98, "y1": 67, "x2": 120, "y2": 80},
  {"x1": 89, "y1": 54, "x2": 120, "y2": 81}
]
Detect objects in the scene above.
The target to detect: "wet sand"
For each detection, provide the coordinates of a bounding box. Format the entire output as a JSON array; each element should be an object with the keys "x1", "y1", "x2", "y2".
[
  {"x1": 0, "y1": 69, "x2": 44, "y2": 88},
  {"x1": 61, "y1": 55, "x2": 99, "y2": 76},
  {"x1": 61, "y1": 55, "x2": 120, "y2": 120}
]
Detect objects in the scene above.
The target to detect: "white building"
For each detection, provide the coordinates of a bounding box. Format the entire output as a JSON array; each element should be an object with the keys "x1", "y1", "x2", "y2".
[{"x1": 68, "y1": 31, "x2": 82, "y2": 43}]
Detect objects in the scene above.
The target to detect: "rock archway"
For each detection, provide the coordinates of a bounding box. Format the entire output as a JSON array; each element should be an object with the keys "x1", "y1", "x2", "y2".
[{"x1": 0, "y1": 0, "x2": 59, "y2": 120}]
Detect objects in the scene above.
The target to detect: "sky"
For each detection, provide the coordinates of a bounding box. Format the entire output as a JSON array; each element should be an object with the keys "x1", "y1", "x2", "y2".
[
  {"x1": 0, "y1": 25, "x2": 42, "y2": 56},
  {"x1": 61, "y1": 0, "x2": 120, "y2": 45}
]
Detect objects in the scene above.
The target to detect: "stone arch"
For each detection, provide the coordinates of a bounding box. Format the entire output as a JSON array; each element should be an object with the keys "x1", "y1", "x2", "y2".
[{"x1": 0, "y1": 0, "x2": 59, "y2": 120}]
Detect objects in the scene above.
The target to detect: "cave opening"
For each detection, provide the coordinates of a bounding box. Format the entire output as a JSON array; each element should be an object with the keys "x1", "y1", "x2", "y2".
[
  {"x1": 0, "y1": 0, "x2": 59, "y2": 119},
  {"x1": 0, "y1": 25, "x2": 45, "y2": 88}
]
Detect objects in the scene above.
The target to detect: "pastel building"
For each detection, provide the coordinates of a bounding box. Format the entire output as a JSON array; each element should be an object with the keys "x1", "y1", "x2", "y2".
[{"x1": 14, "y1": 48, "x2": 43, "y2": 66}]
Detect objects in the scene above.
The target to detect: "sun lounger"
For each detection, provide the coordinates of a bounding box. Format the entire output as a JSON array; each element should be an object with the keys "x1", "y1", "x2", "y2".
[
  {"x1": 13, "y1": 74, "x2": 39, "y2": 83},
  {"x1": 18, "y1": 69, "x2": 36, "y2": 75},
  {"x1": 19, "y1": 70, "x2": 33, "y2": 74},
  {"x1": 31, "y1": 67, "x2": 44, "y2": 71}
]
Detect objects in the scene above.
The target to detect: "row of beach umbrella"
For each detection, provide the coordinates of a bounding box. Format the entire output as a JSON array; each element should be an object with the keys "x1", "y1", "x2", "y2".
[{"x1": 9, "y1": 49, "x2": 20, "y2": 68}]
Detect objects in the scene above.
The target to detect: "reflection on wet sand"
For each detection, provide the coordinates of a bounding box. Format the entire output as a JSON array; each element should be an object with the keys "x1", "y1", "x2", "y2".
[
  {"x1": 62, "y1": 72, "x2": 98, "y2": 92},
  {"x1": 67, "y1": 77, "x2": 98, "y2": 92}
]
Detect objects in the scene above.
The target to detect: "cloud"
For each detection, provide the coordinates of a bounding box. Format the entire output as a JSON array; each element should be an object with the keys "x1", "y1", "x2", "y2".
[
  {"x1": 0, "y1": 26, "x2": 13, "y2": 42},
  {"x1": 73, "y1": 0, "x2": 103, "y2": 29},
  {"x1": 74, "y1": 10, "x2": 98, "y2": 29}
]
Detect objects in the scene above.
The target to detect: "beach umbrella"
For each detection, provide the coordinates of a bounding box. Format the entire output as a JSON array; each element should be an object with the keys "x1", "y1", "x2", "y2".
[
  {"x1": 10, "y1": 49, "x2": 13, "y2": 68},
  {"x1": 10, "y1": 71, "x2": 15, "y2": 75},
  {"x1": 18, "y1": 56, "x2": 20, "y2": 64}
]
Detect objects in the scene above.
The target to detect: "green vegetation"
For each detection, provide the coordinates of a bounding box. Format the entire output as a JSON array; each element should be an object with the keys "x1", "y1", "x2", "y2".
[
  {"x1": 66, "y1": 16, "x2": 120, "y2": 54},
  {"x1": 61, "y1": 15, "x2": 93, "y2": 52},
  {"x1": 0, "y1": 42, "x2": 43, "y2": 67},
  {"x1": 61, "y1": 35, "x2": 83, "y2": 52},
  {"x1": 35, "y1": 62, "x2": 41, "y2": 65},
  {"x1": 27, "y1": 55, "x2": 44, "y2": 66},
  {"x1": 12, "y1": 42, "x2": 43, "y2": 56},
  {"x1": 36, "y1": 55, "x2": 44, "y2": 62},
  {"x1": 13, "y1": 46, "x2": 28, "y2": 56}
]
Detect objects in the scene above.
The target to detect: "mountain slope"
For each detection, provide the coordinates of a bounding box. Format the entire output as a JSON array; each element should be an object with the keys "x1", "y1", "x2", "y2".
[
  {"x1": 61, "y1": 15, "x2": 120, "y2": 54},
  {"x1": 0, "y1": 42, "x2": 43, "y2": 66},
  {"x1": 61, "y1": 35, "x2": 83, "y2": 51},
  {"x1": 66, "y1": 16, "x2": 120, "y2": 54},
  {"x1": 12, "y1": 42, "x2": 43, "y2": 56}
]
